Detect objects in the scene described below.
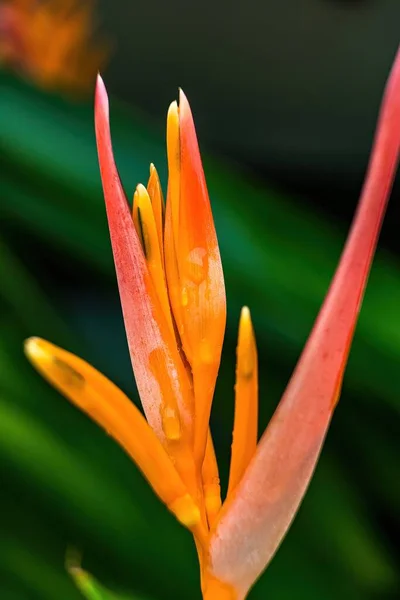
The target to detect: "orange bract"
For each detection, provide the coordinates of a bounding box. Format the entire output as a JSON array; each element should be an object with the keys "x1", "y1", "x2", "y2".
[
  {"x1": 23, "y1": 337, "x2": 200, "y2": 529},
  {"x1": 227, "y1": 307, "x2": 258, "y2": 498},
  {"x1": 25, "y1": 47, "x2": 400, "y2": 600}
]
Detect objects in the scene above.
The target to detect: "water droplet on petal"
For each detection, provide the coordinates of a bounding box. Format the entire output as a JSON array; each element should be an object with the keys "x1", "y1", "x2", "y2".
[
  {"x1": 185, "y1": 247, "x2": 207, "y2": 284},
  {"x1": 199, "y1": 339, "x2": 214, "y2": 365},
  {"x1": 181, "y1": 286, "x2": 189, "y2": 307},
  {"x1": 161, "y1": 405, "x2": 181, "y2": 440}
]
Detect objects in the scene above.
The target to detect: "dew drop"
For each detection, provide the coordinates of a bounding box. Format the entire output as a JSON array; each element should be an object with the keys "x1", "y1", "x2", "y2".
[
  {"x1": 181, "y1": 286, "x2": 189, "y2": 307},
  {"x1": 199, "y1": 339, "x2": 214, "y2": 365},
  {"x1": 185, "y1": 247, "x2": 207, "y2": 285},
  {"x1": 161, "y1": 405, "x2": 181, "y2": 441}
]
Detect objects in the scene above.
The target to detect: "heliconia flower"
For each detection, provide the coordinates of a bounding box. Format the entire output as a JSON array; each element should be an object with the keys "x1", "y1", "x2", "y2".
[
  {"x1": 0, "y1": 0, "x2": 108, "y2": 97},
  {"x1": 25, "y1": 47, "x2": 400, "y2": 600}
]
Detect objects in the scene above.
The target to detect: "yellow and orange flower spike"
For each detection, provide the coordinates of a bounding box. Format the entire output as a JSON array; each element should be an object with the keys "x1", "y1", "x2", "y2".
[{"x1": 24, "y1": 47, "x2": 400, "y2": 600}]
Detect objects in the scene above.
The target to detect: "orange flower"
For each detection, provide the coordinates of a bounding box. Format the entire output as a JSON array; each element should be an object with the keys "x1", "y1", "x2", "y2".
[
  {"x1": 0, "y1": 0, "x2": 108, "y2": 96},
  {"x1": 25, "y1": 47, "x2": 400, "y2": 599}
]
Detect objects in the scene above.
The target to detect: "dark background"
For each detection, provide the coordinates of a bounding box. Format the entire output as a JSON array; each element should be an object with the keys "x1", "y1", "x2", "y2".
[{"x1": 0, "y1": 1, "x2": 399, "y2": 599}]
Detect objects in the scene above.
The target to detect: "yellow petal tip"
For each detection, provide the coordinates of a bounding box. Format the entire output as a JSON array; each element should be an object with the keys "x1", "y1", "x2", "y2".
[
  {"x1": 238, "y1": 306, "x2": 255, "y2": 379},
  {"x1": 136, "y1": 182, "x2": 147, "y2": 196},
  {"x1": 24, "y1": 337, "x2": 45, "y2": 361},
  {"x1": 168, "y1": 493, "x2": 201, "y2": 528},
  {"x1": 240, "y1": 305, "x2": 250, "y2": 321},
  {"x1": 168, "y1": 99, "x2": 179, "y2": 117}
]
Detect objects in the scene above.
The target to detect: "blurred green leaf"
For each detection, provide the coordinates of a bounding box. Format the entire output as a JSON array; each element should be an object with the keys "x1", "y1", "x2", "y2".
[
  {"x1": 0, "y1": 538, "x2": 81, "y2": 600},
  {"x1": 68, "y1": 561, "x2": 137, "y2": 600}
]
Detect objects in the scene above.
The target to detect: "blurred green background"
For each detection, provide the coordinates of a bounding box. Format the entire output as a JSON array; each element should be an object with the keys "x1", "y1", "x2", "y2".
[{"x1": 0, "y1": 1, "x2": 399, "y2": 599}]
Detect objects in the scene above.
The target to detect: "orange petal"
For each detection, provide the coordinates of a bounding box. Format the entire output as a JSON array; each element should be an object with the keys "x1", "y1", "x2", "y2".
[
  {"x1": 24, "y1": 337, "x2": 200, "y2": 529},
  {"x1": 94, "y1": 76, "x2": 197, "y2": 494},
  {"x1": 227, "y1": 307, "x2": 258, "y2": 498},
  {"x1": 166, "y1": 90, "x2": 226, "y2": 466},
  {"x1": 209, "y1": 47, "x2": 400, "y2": 597}
]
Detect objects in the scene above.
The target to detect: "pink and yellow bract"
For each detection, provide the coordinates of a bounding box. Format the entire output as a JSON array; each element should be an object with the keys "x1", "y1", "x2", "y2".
[{"x1": 25, "y1": 47, "x2": 400, "y2": 599}]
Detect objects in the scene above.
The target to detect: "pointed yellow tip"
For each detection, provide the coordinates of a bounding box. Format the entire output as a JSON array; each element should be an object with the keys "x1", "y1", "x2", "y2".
[
  {"x1": 227, "y1": 306, "x2": 258, "y2": 498},
  {"x1": 239, "y1": 307, "x2": 252, "y2": 335},
  {"x1": 24, "y1": 337, "x2": 47, "y2": 362},
  {"x1": 167, "y1": 100, "x2": 180, "y2": 127},
  {"x1": 241, "y1": 305, "x2": 250, "y2": 321},
  {"x1": 147, "y1": 162, "x2": 165, "y2": 264},
  {"x1": 135, "y1": 183, "x2": 150, "y2": 212},
  {"x1": 238, "y1": 306, "x2": 255, "y2": 379},
  {"x1": 136, "y1": 182, "x2": 147, "y2": 196},
  {"x1": 167, "y1": 102, "x2": 180, "y2": 183},
  {"x1": 132, "y1": 184, "x2": 152, "y2": 255},
  {"x1": 24, "y1": 338, "x2": 85, "y2": 391},
  {"x1": 168, "y1": 493, "x2": 201, "y2": 528}
]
